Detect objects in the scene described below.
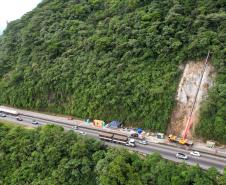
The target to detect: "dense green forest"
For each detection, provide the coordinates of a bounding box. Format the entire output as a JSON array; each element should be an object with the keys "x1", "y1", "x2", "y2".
[
  {"x1": 0, "y1": 123, "x2": 225, "y2": 185},
  {"x1": 0, "y1": 0, "x2": 225, "y2": 142}
]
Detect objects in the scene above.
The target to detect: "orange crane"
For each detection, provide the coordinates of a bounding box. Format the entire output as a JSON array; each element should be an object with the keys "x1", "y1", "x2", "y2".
[
  {"x1": 168, "y1": 134, "x2": 193, "y2": 146},
  {"x1": 182, "y1": 51, "x2": 210, "y2": 140},
  {"x1": 168, "y1": 51, "x2": 210, "y2": 146}
]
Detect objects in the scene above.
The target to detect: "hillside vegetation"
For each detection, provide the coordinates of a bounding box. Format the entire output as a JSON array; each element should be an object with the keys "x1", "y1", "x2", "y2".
[
  {"x1": 0, "y1": 0, "x2": 225, "y2": 142},
  {"x1": 0, "y1": 123, "x2": 225, "y2": 185}
]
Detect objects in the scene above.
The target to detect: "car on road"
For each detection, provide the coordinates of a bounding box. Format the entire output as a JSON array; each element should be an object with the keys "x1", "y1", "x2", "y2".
[
  {"x1": 72, "y1": 125, "x2": 78, "y2": 130},
  {"x1": 139, "y1": 140, "x2": 148, "y2": 145},
  {"x1": 0, "y1": 113, "x2": 6, "y2": 117},
  {"x1": 190, "y1": 151, "x2": 201, "y2": 157},
  {"x1": 32, "y1": 120, "x2": 39, "y2": 125},
  {"x1": 79, "y1": 131, "x2": 86, "y2": 135},
  {"x1": 16, "y1": 116, "x2": 23, "y2": 121},
  {"x1": 122, "y1": 128, "x2": 129, "y2": 131},
  {"x1": 176, "y1": 153, "x2": 188, "y2": 160}
]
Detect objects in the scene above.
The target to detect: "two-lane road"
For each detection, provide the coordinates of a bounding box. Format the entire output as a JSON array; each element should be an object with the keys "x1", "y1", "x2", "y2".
[{"x1": 0, "y1": 114, "x2": 225, "y2": 173}]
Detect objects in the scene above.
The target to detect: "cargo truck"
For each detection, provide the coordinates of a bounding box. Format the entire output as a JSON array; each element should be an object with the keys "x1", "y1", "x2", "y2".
[
  {"x1": 99, "y1": 132, "x2": 135, "y2": 147},
  {"x1": 0, "y1": 107, "x2": 19, "y2": 116}
]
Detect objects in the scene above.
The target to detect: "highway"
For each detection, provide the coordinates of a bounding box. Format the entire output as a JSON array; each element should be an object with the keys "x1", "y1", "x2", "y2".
[{"x1": 0, "y1": 113, "x2": 225, "y2": 173}]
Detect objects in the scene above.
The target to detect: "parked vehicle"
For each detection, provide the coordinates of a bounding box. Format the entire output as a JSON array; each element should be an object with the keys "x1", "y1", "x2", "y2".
[
  {"x1": 32, "y1": 120, "x2": 39, "y2": 125},
  {"x1": 122, "y1": 128, "x2": 129, "y2": 131},
  {"x1": 190, "y1": 151, "x2": 201, "y2": 157},
  {"x1": 72, "y1": 125, "x2": 78, "y2": 130},
  {"x1": 130, "y1": 133, "x2": 138, "y2": 138},
  {"x1": 176, "y1": 153, "x2": 188, "y2": 160},
  {"x1": 16, "y1": 116, "x2": 23, "y2": 121},
  {"x1": 0, "y1": 113, "x2": 6, "y2": 117},
  {"x1": 168, "y1": 134, "x2": 193, "y2": 146},
  {"x1": 99, "y1": 132, "x2": 135, "y2": 147},
  {"x1": 139, "y1": 140, "x2": 148, "y2": 145}
]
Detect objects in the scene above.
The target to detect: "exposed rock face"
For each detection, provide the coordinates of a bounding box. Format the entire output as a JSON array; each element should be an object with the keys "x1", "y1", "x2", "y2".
[{"x1": 168, "y1": 61, "x2": 215, "y2": 138}]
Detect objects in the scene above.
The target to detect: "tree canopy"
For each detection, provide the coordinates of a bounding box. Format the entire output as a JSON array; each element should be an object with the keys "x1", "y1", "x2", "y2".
[{"x1": 0, "y1": 123, "x2": 225, "y2": 185}]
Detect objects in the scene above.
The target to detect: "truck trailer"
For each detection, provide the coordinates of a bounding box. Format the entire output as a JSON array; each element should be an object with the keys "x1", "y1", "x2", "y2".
[
  {"x1": 99, "y1": 132, "x2": 135, "y2": 147},
  {"x1": 0, "y1": 107, "x2": 19, "y2": 116}
]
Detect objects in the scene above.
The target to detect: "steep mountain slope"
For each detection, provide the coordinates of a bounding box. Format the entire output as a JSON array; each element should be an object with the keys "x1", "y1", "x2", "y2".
[{"x1": 0, "y1": 0, "x2": 225, "y2": 142}]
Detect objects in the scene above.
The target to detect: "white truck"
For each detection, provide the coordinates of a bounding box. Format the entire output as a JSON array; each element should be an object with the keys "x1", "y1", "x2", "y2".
[{"x1": 99, "y1": 132, "x2": 135, "y2": 147}]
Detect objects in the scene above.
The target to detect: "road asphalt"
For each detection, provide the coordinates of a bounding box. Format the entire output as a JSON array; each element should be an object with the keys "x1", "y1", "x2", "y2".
[{"x1": 1, "y1": 113, "x2": 225, "y2": 173}]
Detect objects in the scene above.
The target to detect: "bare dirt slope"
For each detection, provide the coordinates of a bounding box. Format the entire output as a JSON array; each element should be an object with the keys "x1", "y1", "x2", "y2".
[{"x1": 167, "y1": 61, "x2": 215, "y2": 139}]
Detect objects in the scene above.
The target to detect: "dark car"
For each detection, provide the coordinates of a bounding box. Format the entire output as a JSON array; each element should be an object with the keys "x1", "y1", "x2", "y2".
[{"x1": 130, "y1": 133, "x2": 138, "y2": 138}]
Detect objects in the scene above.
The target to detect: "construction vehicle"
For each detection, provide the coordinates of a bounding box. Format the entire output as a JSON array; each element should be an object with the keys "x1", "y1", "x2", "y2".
[
  {"x1": 168, "y1": 134, "x2": 193, "y2": 146},
  {"x1": 182, "y1": 51, "x2": 210, "y2": 140},
  {"x1": 169, "y1": 51, "x2": 210, "y2": 147},
  {"x1": 99, "y1": 132, "x2": 135, "y2": 147}
]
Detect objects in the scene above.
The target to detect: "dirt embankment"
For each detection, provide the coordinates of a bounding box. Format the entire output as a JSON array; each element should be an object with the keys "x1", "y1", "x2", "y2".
[{"x1": 167, "y1": 61, "x2": 215, "y2": 139}]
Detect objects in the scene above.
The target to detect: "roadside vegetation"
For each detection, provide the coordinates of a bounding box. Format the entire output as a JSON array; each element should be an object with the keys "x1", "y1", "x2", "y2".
[
  {"x1": 0, "y1": 123, "x2": 225, "y2": 185},
  {"x1": 0, "y1": 0, "x2": 225, "y2": 143}
]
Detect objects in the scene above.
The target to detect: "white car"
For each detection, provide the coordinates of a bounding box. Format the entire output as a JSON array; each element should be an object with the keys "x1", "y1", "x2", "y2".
[
  {"x1": 0, "y1": 113, "x2": 6, "y2": 117},
  {"x1": 72, "y1": 125, "x2": 78, "y2": 130},
  {"x1": 139, "y1": 140, "x2": 148, "y2": 145},
  {"x1": 16, "y1": 116, "x2": 23, "y2": 121},
  {"x1": 176, "y1": 153, "x2": 188, "y2": 160},
  {"x1": 32, "y1": 120, "x2": 39, "y2": 125},
  {"x1": 79, "y1": 131, "x2": 86, "y2": 135},
  {"x1": 190, "y1": 151, "x2": 201, "y2": 157}
]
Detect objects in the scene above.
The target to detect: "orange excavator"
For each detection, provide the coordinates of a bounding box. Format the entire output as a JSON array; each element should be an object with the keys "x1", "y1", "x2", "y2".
[{"x1": 169, "y1": 51, "x2": 210, "y2": 146}]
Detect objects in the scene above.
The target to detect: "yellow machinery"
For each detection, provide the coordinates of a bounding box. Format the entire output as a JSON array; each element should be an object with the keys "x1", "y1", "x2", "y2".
[{"x1": 168, "y1": 134, "x2": 193, "y2": 146}]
